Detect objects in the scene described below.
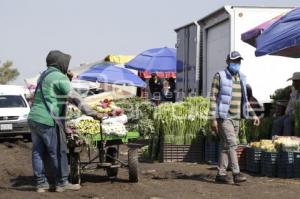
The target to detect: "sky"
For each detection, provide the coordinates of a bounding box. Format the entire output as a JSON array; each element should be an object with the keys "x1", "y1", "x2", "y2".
[{"x1": 1, "y1": 0, "x2": 299, "y2": 85}]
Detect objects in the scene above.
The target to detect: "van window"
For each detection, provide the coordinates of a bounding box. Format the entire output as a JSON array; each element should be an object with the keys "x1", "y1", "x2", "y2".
[{"x1": 0, "y1": 95, "x2": 27, "y2": 108}]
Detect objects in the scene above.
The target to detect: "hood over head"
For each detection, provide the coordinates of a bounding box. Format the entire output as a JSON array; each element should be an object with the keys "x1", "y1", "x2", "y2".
[{"x1": 46, "y1": 50, "x2": 71, "y2": 74}]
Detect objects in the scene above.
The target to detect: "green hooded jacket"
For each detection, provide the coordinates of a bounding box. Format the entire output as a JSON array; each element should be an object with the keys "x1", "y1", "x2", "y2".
[{"x1": 28, "y1": 50, "x2": 72, "y2": 126}]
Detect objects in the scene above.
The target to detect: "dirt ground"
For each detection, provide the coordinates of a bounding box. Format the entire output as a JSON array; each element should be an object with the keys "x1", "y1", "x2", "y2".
[{"x1": 1, "y1": 138, "x2": 300, "y2": 199}]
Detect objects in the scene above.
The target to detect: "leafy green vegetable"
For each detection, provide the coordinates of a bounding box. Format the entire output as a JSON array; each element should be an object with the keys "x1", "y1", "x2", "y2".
[
  {"x1": 240, "y1": 117, "x2": 273, "y2": 143},
  {"x1": 114, "y1": 97, "x2": 155, "y2": 138},
  {"x1": 154, "y1": 96, "x2": 210, "y2": 145}
]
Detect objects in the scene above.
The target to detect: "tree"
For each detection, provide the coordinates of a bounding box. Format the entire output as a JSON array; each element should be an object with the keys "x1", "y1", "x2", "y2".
[{"x1": 0, "y1": 61, "x2": 20, "y2": 84}]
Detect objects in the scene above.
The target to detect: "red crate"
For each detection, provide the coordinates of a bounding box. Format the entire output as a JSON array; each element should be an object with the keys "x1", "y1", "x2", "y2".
[{"x1": 236, "y1": 145, "x2": 247, "y2": 171}]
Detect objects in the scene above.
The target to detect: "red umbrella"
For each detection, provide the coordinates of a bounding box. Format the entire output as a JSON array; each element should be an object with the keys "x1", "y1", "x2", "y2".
[{"x1": 139, "y1": 71, "x2": 176, "y2": 79}]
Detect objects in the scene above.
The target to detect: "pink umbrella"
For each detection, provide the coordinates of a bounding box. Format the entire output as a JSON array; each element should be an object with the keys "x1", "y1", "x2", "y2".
[{"x1": 241, "y1": 14, "x2": 284, "y2": 47}]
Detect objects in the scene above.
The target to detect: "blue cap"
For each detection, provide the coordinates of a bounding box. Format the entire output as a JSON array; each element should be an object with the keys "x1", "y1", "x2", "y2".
[{"x1": 227, "y1": 51, "x2": 243, "y2": 60}]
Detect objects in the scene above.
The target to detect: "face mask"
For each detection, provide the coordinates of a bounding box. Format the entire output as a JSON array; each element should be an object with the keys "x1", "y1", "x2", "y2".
[{"x1": 229, "y1": 63, "x2": 240, "y2": 74}]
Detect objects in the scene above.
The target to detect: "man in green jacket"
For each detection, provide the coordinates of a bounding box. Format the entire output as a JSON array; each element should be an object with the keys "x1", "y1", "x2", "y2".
[{"x1": 28, "y1": 50, "x2": 102, "y2": 193}]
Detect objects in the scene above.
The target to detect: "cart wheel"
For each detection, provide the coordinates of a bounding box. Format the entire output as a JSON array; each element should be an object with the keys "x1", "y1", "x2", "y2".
[
  {"x1": 128, "y1": 147, "x2": 139, "y2": 182},
  {"x1": 69, "y1": 152, "x2": 81, "y2": 184},
  {"x1": 106, "y1": 147, "x2": 119, "y2": 178}
]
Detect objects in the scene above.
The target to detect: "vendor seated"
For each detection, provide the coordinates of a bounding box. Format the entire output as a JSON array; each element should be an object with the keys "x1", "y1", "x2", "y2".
[{"x1": 272, "y1": 72, "x2": 300, "y2": 136}]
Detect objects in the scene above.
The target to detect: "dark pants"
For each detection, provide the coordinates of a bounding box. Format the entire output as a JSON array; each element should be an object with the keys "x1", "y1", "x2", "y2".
[{"x1": 28, "y1": 120, "x2": 69, "y2": 186}]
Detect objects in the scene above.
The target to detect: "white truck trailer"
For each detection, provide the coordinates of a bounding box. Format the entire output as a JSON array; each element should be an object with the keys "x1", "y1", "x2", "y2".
[{"x1": 175, "y1": 6, "x2": 297, "y2": 102}]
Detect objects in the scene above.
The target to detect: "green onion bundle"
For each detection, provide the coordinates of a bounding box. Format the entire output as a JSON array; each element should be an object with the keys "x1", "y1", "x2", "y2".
[{"x1": 154, "y1": 97, "x2": 210, "y2": 145}]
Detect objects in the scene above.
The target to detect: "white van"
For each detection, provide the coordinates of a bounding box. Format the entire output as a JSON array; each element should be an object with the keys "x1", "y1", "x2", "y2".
[{"x1": 0, "y1": 85, "x2": 31, "y2": 139}]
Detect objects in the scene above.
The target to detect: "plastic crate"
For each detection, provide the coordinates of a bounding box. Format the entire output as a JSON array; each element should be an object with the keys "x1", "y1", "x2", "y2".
[
  {"x1": 293, "y1": 152, "x2": 300, "y2": 178},
  {"x1": 261, "y1": 151, "x2": 278, "y2": 177},
  {"x1": 277, "y1": 151, "x2": 294, "y2": 178},
  {"x1": 160, "y1": 143, "x2": 203, "y2": 163},
  {"x1": 246, "y1": 147, "x2": 262, "y2": 173},
  {"x1": 204, "y1": 140, "x2": 219, "y2": 165},
  {"x1": 236, "y1": 145, "x2": 247, "y2": 171}
]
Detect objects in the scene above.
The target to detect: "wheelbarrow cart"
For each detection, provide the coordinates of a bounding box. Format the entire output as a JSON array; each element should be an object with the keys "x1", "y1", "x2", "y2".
[{"x1": 68, "y1": 119, "x2": 144, "y2": 184}]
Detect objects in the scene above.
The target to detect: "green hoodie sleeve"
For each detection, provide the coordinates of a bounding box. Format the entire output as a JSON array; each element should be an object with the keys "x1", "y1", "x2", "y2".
[{"x1": 55, "y1": 75, "x2": 71, "y2": 95}]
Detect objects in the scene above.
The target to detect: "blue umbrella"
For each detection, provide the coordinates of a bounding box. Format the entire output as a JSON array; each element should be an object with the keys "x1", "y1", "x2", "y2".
[
  {"x1": 241, "y1": 14, "x2": 283, "y2": 47},
  {"x1": 78, "y1": 62, "x2": 146, "y2": 88},
  {"x1": 255, "y1": 7, "x2": 300, "y2": 58},
  {"x1": 125, "y1": 47, "x2": 176, "y2": 72}
]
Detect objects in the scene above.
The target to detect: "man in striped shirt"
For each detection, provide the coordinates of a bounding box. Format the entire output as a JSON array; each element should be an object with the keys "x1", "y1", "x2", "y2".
[{"x1": 209, "y1": 51, "x2": 260, "y2": 184}]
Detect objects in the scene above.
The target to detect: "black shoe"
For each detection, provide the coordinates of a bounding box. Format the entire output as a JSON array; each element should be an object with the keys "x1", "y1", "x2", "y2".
[
  {"x1": 233, "y1": 173, "x2": 247, "y2": 183},
  {"x1": 215, "y1": 175, "x2": 232, "y2": 184}
]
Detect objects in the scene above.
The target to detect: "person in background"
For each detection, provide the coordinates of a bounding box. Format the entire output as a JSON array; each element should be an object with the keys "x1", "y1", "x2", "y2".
[
  {"x1": 149, "y1": 73, "x2": 163, "y2": 104},
  {"x1": 28, "y1": 50, "x2": 103, "y2": 193},
  {"x1": 209, "y1": 51, "x2": 260, "y2": 184},
  {"x1": 246, "y1": 84, "x2": 264, "y2": 117},
  {"x1": 162, "y1": 78, "x2": 170, "y2": 101},
  {"x1": 162, "y1": 77, "x2": 176, "y2": 102},
  {"x1": 272, "y1": 72, "x2": 300, "y2": 136},
  {"x1": 168, "y1": 77, "x2": 176, "y2": 102},
  {"x1": 136, "y1": 74, "x2": 146, "y2": 97},
  {"x1": 148, "y1": 73, "x2": 156, "y2": 97}
]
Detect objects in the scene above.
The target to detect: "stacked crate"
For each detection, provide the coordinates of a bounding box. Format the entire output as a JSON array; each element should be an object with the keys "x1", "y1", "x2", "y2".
[
  {"x1": 246, "y1": 147, "x2": 262, "y2": 173},
  {"x1": 261, "y1": 151, "x2": 278, "y2": 177},
  {"x1": 204, "y1": 140, "x2": 219, "y2": 165},
  {"x1": 236, "y1": 145, "x2": 247, "y2": 171},
  {"x1": 277, "y1": 151, "x2": 294, "y2": 178},
  {"x1": 293, "y1": 152, "x2": 300, "y2": 178},
  {"x1": 160, "y1": 143, "x2": 203, "y2": 163}
]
